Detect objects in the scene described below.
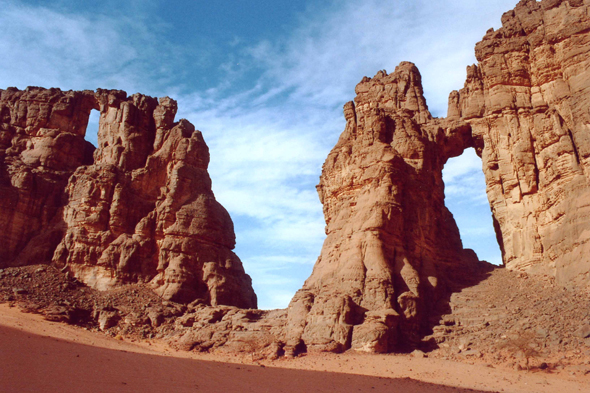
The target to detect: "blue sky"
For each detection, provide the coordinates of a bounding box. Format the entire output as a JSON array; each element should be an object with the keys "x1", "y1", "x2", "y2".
[{"x1": 1, "y1": 0, "x2": 517, "y2": 309}]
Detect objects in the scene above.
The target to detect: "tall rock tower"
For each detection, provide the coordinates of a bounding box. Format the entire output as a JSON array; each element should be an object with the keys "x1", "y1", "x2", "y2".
[{"x1": 285, "y1": 63, "x2": 483, "y2": 354}]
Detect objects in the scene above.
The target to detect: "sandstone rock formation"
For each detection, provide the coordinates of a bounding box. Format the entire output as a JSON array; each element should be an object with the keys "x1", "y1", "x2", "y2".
[
  {"x1": 285, "y1": 63, "x2": 485, "y2": 355},
  {"x1": 287, "y1": 0, "x2": 590, "y2": 354},
  {"x1": 449, "y1": 0, "x2": 590, "y2": 287},
  {"x1": 1, "y1": 0, "x2": 589, "y2": 358},
  {"x1": 0, "y1": 87, "x2": 256, "y2": 308}
]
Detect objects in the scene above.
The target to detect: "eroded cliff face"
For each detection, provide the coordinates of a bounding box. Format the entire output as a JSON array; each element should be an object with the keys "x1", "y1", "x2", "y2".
[
  {"x1": 285, "y1": 63, "x2": 484, "y2": 354},
  {"x1": 450, "y1": 0, "x2": 590, "y2": 287},
  {"x1": 287, "y1": 0, "x2": 590, "y2": 354},
  {"x1": 0, "y1": 87, "x2": 256, "y2": 308}
]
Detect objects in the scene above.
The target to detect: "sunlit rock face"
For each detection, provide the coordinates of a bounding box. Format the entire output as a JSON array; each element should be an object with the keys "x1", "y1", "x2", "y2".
[
  {"x1": 285, "y1": 63, "x2": 483, "y2": 355},
  {"x1": 287, "y1": 0, "x2": 590, "y2": 354},
  {"x1": 0, "y1": 87, "x2": 256, "y2": 308},
  {"x1": 450, "y1": 0, "x2": 590, "y2": 287}
]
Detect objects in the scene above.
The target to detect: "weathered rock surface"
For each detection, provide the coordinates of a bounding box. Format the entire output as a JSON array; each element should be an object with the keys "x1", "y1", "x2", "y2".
[
  {"x1": 285, "y1": 63, "x2": 487, "y2": 355},
  {"x1": 450, "y1": 0, "x2": 590, "y2": 287},
  {"x1": 0, "y1": 87, "x2": 96, "y2": 266},
  {"x1": 0, "y1": 87, "x2": 256, "y2": 308}
]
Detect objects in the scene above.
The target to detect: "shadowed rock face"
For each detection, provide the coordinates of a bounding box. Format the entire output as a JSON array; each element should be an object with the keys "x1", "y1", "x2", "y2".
[
  {"x1": 0, "y1": 87, "x2": 256, "y2": 308},
  {"x1": 287, "y1": 0, "x2": 590, "y2": 354}
]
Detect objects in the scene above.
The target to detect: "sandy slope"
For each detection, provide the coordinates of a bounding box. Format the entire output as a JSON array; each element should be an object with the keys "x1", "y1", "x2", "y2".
[{"x1": 0, "y1": 304, "x2": 587, "y2": 393}]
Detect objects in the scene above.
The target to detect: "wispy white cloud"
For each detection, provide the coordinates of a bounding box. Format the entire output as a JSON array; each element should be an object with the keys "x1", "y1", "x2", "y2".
[
  {"x1": 443, "y1": 148, "x2": 483, "y2": 183},
  {"x1": 443, "y1": 149, "x2": 499, "y2": 266},
  {"x1": 0, "y1": 1, "x2": 132, "y2": 90},
  {"x1": 244, "y1": 255, "x2": 318, "y2": 310},
  {"x1": 235, "y1": 0, "x2": 516, "y2": 116},
  {"x1": 173, "y1": 93, "x2": 335, "y2": 306},
  {"x1": 0, "y1": 0, "x2": 191, "y2": 95},
  {"x1": 443, "y1": 148, "x2": 489, "y2": 205}
]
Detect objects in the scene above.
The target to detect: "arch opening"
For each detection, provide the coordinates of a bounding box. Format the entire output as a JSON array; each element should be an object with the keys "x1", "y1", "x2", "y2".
[
  {"x1": 442, "y1": 147, "x2": 502, "y2": 266},
  {"x1": 85, "y1": 109, "x2": 100, "y2": 148},
  {"x1": 81, "y1": 108, "x2": 100, "y2": 165}
]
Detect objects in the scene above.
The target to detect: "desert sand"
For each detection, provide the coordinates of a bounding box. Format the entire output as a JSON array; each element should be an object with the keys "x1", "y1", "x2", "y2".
[{"x1": 1, "y1": 304, "x2": 587, "y2": 393}]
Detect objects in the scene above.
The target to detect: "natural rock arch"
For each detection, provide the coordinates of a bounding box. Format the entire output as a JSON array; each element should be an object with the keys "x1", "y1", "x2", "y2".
[
  {"x1": 0, "y1": 87, "x2": 256, "y2": 308},
  {"x1": 0, "y1": 0, "x2": 588, "y2": 357},
  {"x1": 442, "y1": 147, "x2": 501, "y2": 266},
  {"x1": 449, "y1": 0, "x2": 590, "y2": 285},
  {"x1": 285, "y1": 0, "x2": 590, "y2": 354},
  {"x1": 84, "y1": 108, "x2": 101, "y2": 151}
]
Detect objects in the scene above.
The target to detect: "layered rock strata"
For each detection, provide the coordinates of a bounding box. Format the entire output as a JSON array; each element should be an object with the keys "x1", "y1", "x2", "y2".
[
  {"x1": 449, "y1": 0, "x2": 590, "y2": 287},
  {"x1": 0, "y1": 87, "x2": 256, "y2": 308}
]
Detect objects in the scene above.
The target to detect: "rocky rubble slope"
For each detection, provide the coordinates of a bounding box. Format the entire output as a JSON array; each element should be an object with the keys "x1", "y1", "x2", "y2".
[
  {"x1": 426, "y1": 268, "x2": 590, "y2": 374},
  {"x1": 0, "y1": 87, "x2": 255, "y2": 308},
  {"x1": 0, "y1": 264, "x2": 283, "y2": 359}
]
